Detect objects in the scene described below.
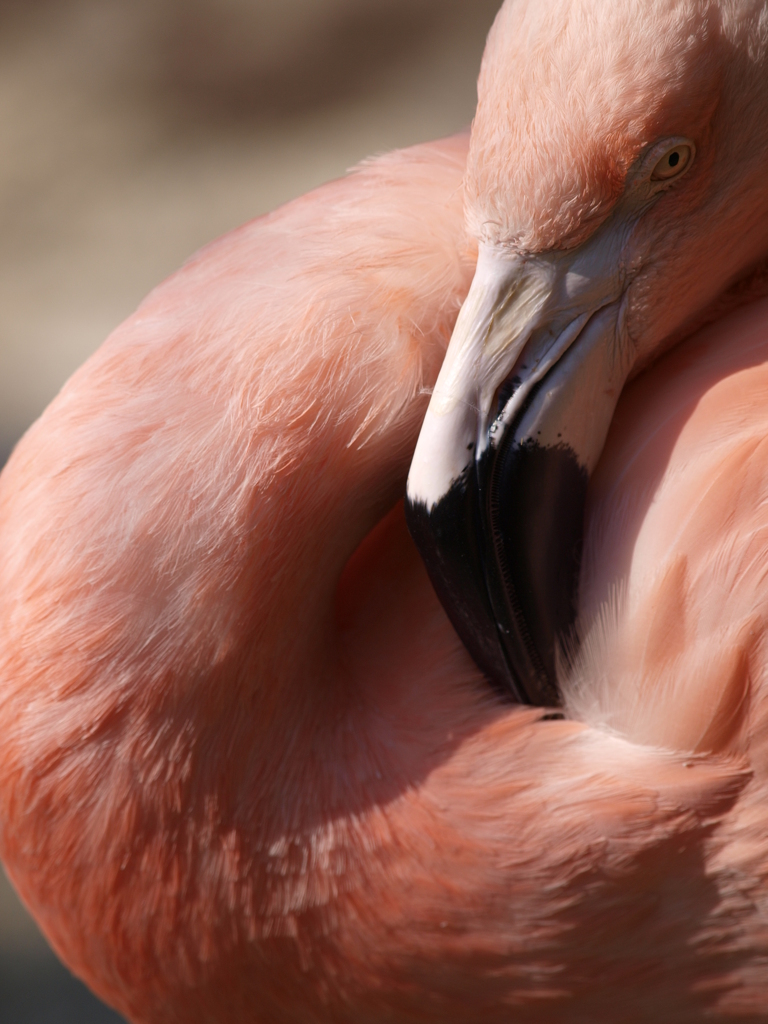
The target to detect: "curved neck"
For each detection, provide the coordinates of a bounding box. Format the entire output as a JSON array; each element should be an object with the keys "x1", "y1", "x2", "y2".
[{"x1": 0, "y1": 135, "x2": 475, "y2": 1020}]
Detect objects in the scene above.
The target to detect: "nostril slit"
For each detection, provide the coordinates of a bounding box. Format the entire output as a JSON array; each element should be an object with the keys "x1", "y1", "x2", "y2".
[{"x1": 496, "y1": 375, "x2": 521, "y2": 415}]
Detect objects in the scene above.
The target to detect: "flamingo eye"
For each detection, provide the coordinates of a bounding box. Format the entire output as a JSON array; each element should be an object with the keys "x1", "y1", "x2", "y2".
[{"x1": 650, "y1": 143, "x2": 693, "y2": 181}]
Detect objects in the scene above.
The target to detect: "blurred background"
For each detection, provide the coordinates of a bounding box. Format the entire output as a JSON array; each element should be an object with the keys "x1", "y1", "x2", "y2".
[{"x1": 0, "y1": 0, "x2": 500, "y2": 1020}]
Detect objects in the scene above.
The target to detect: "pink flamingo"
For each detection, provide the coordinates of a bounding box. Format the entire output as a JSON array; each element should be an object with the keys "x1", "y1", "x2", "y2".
[{"x1": 1, "y1": 0, "x2": 768, "y2": 1020}]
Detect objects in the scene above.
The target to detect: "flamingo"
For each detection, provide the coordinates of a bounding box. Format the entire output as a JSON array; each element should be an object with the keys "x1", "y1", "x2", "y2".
[{"x1": 1, "y1": 0, "x2": 768, "y2": 1020}]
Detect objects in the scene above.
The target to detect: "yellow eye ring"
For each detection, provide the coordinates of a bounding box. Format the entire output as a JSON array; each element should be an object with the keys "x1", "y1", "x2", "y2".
[{"x1": 650, "y1": 143, "x2": 694, "y2": 181}]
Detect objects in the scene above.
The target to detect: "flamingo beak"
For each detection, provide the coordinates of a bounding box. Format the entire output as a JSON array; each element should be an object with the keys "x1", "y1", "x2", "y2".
[{"x1": 406, "y1": 241, "x2": 634, "y2": 705}]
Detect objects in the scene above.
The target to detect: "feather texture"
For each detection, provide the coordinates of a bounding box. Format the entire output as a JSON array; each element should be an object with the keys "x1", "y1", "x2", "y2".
[{"x1": 1, "y1": 1, "x2": 768, "y2": 1020}]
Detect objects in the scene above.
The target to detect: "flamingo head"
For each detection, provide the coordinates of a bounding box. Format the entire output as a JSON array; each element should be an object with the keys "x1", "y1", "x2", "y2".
[{"x1": 406, "y1": 0, "x2": 768, "y2": 706}]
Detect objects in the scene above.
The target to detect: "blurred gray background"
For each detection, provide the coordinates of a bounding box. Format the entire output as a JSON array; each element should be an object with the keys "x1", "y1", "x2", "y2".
[{"x1": 0, "y1": 0, "x2": 499, "y2": 1019}]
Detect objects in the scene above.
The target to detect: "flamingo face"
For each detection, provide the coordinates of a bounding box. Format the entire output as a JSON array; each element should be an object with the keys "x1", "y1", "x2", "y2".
[{"x1": 406, "y1": 0, "x2": 768, "y2": 706}]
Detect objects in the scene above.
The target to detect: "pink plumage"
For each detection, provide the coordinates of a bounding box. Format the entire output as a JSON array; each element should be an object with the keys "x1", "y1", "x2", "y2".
[{"x1": 1, "y1": 1, "x2": 768, "y2": 1021}]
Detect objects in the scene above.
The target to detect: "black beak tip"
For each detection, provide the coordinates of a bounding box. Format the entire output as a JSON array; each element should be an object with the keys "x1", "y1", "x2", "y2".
[
  {"x1": 406, "y1": 435, "x2": 588, "y2": 710},
  {"x1": 405, "y1": 475, "x2": 529, "y2": 705}
]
